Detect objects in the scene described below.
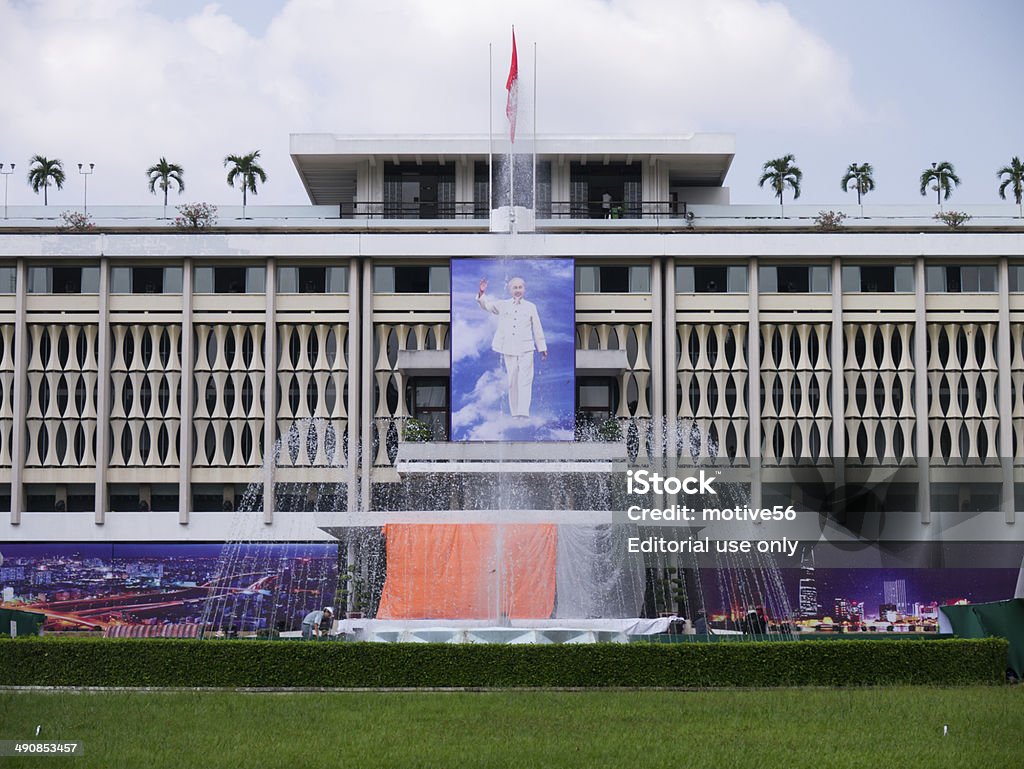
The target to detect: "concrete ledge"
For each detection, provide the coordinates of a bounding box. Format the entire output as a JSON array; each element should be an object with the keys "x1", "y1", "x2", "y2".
[
  {"x1": 396, "y1": 349, "x2": 450, "y2": 374},
  {"x1": 577, "y1": 348, "x2": 629, "y2": 374},
  {"x1": 395, "y1": 461, "x2": 616, "y2": 474},
  {"x1": 397, "y1": 441, "x2": 624, "y2": 462}
]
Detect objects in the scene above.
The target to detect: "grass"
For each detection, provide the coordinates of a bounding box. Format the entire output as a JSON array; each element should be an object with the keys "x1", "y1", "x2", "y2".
[{"x1": 0, "y1": 687, "x2": 1021, "y2": 768}]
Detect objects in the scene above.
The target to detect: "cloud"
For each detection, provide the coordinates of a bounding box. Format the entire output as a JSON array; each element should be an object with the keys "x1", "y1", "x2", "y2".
[
  {"x1": 452, "y1": 368, "x2": 506, "y2": 430},
  {"x1": 451, "y1": 313, "x2": 496, "y2": 363},
  {"x1": 0, "y1": 0, "x2": 857, "y2": 207},
  {"x1": 452, "y1": 366, "x2": 574, "y2": 441}
]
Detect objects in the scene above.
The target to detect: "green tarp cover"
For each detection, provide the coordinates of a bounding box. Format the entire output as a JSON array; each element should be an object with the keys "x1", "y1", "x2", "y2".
[
  {"x1": 0, "y1": 608, "x2": 45, "y2": 637},
  {"x1": 938, "y1": 603, "x2": 988, "y2": 639},
  {"x1": 971, "y1": 599, "x2": 1024, "y2": 678}
]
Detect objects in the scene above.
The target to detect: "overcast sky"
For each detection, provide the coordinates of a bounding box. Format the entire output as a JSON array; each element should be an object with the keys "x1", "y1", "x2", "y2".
[{"x1": 1, "y1": 0, "x2": 1021, "y2": 208}]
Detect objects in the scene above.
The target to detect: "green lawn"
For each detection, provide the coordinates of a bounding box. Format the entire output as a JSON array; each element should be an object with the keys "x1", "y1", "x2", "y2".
[{"x1": 0, "y1": 687, "x2": 1020, "y2": 768}]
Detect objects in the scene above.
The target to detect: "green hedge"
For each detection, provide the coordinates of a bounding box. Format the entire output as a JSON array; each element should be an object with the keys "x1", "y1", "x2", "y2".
[{"x1": 0, "y1": 637, "x2": 1007, "y2": 688}]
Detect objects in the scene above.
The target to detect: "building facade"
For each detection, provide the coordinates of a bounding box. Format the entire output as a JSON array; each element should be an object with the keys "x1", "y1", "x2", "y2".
[{"x1": 1, "y1": 134, "x2": 1022, "y2": 577}]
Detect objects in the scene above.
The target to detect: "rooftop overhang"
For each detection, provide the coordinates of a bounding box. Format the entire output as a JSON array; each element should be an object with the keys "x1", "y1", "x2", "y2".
[{"x1": 290, "y1": 133, "x2": 735, "y2": 204}]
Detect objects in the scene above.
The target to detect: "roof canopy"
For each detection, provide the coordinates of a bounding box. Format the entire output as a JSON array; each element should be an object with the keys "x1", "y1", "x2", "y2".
[{"x1": 290, "y1": 133, "x2": 735, "y2": 205}]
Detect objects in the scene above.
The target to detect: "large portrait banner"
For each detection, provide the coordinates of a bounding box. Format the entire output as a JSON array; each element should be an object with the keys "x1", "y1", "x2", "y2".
[{"x1": 450, "y1": 257, "x2": 575, "y2": 441}]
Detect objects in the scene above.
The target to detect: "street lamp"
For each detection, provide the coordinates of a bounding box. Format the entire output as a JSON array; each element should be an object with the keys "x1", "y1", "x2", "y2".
[
  {"x1": 0, "y1": 163, "x2": 14, "y2": 220},
  {"x1": 78, "y1": 162, "x2": 94, "y2": 216}
]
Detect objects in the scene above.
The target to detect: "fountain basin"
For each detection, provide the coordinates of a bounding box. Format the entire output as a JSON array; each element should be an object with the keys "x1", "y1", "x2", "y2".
[{"x1": 280, "y1": 617, "x2": 675, "y2": 644}]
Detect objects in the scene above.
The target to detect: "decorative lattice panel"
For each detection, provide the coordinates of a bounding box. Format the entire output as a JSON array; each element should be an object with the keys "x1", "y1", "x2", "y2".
[
  {"x1": 109, "y1": 324, "x2": 182, "y2": 467},
  {"x1": 577, "y1": 322, "x2": 653, "y2": 460},
  {"x1": 192, "y1": 324, "x2": 265, "y2": 467},
  {"x1": 843, "y1": 322, "x2": 916, "y2": 465},
  {"x1": 373, "y1": 322, "x2": 448, "y2": 466},
  {"x1": 760, "y1": 323, "x2": 832, "y2": 465},
  {"x1": 0, "y1": 325, "x2": 15, "y2": 467},
  {"x1": 676, "y1": 323, "x2": 748, "y2": 463},
  {"x1": 1012, "y1": 324, "x2": 1024, "y2": 463},
  {"x1": 276, "y1": 322, "x2": 349, "y2": 467},
  {"x1": 927, "y1": 322, "x2": 999, "y2": 465},
  {"x1": 25, "y1": 323, "x2": 98, "y2": 467}
]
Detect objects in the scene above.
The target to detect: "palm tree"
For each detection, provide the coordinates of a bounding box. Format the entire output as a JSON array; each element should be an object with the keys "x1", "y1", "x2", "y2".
[
  {"x1": 919, "y1": 161, "x2": 961, "y2": 210},
  {"x1": 146, "y1": 157, "x2": 185, "y2": 219},
  {"x1": 841, "y1": 162, "x2": 875, "y2": 217},
  {"x1": 27, "y1": 156, "x2": 66, "y2": 205},
  {"x1": 224, "y1": 150, "x2": 267, "y2": 219},
  {"x1": 758, "y1": 154, "x2": 802, "y2": 218},
  {"x1": 997, "y1": 156, "x2": 1024, "y2": 218}
]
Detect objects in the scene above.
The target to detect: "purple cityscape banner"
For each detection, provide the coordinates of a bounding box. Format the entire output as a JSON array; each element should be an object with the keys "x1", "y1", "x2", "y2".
[
  {"x1": 694, "y1": 566, "x2": 1017, "y2": 632},
  {"x1": 0, "y1": 541, "x2": 1016, "y2": 633},
  {"x1": 0, "y1": 542, "x2": 337, "y2": 633}
]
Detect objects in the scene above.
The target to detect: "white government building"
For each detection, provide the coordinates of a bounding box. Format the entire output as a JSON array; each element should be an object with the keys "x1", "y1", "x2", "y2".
[{"x1": 0, "y1": 133, "x2": 1022, "y2": 575}]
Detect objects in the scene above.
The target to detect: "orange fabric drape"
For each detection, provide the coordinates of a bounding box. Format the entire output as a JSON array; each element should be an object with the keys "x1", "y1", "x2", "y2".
[{"x1": 376, "y1": 524, "x2": 556, "y2": 620}]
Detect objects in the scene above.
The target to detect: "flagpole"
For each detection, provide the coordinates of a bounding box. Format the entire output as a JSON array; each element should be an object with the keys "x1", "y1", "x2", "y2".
[
  {"x1": 532, "y1": 41, "x2": 537, "y2": 220},
  {"x1": 488, "y1": 43, "x2": 493, "y2": 216},
  {"x1": 509, "y1": 26, "x2": 515, "y2": 233}
]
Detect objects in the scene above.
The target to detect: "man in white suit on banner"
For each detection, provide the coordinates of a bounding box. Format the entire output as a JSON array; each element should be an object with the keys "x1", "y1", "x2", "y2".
[{"x1": 477, "y1": 276, "x2": 547, "y2": 417}]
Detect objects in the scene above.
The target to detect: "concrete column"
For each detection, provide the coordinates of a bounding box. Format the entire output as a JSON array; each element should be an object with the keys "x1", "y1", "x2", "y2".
[
  {"x1": 650, "y1": 256, "x2": 664, "y2": 457},
  {"x1": 178, "y1": 258, "x2": 194, "y2": 525},
  {"x1": 914, "y1": 256, "x2": 931, "y2": 524},
  {"x1": 347, "y1": 257, "x2": 361, "y2": 514},
  {"x1": 263, "y1": 257, "x2": 277, "y2": 525},
  {"x1": 998, "y1": 256, "x2": 1015, "y2": 524},
  {"x1": 747, "y1": 259, "x2": 761, "y2": 504},
  {"x1": 361, "y1": 261, "x2": 374, "y2": 512},
  {"x1": 94, "y1": 257, "x2": 111, "y2": 524},
  {"x1": 9, "y1": 259, "x2": 27, "y2": 525},
  {"x1": 664, "y1": 257, "x2": 677, "y2": 459},
  {"x1": 831, "y1": 258, "x2": 845, "y2": 494}
]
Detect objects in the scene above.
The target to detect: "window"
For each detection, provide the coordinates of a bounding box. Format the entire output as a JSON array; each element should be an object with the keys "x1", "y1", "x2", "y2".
[
  {"x1": 0, "y1": 267, "x2": 15, "y2": 294},
  {"x1": 676, "y1": 265, "x2": 747, "y2": 293},
  {"x1": 575, "y1": 265, "x2": 650, "y2": 293},
  {"x1": 194, "y1": 266, "x2": 265, "y2": 294},
  {"x1": 926, "y1": 265, "x2": 996, "y2": 293},
  {"x1": 110, "y1": 266, "x2": 183, "y2": 294},
  {"x1": 759, "y1": 265, "x2": 831, "y2": 293},
  {"x1": 192, "y1": 484, "x2": 259, "y2": 512},
  {"x1": 109, "y1": 484, "x2": 159, "y2": 512},
  {"x1": 568, "y1": 162, "x2": 642, "y2": 218},
  {"x1": 28, "y1": 266, "x2": 100, "y2": 294},
  {"x1": 1009, "y1": 266, "x2": 1024, "y2": 292},
  {"x1": 842, "y1": 265, "x2": 914, "y2": 293},
  {"x1": 383, "y1": 162, "x2": 456, "y2": 219},
  {"x1": 375, "y1": 265, "x2": 450, "y2": 293},
  {"x1": 405, "y1": 377, "x2": 449, "y2": 440},
  {"x1": 278, "y1": 266, "x2": 349, "y2": 293},
  {"x1": 149, "y1": 484, "x2": 179, "y2": 512},
  {"x1": 26, "y1": 484, "x2": 57, "y2": 512},
  {"x1": 65, "y1": 484, "x2": 94, "y2": 512},
  {"x1": 576, "y1": 377, "x2": 618, "y2": 425}
]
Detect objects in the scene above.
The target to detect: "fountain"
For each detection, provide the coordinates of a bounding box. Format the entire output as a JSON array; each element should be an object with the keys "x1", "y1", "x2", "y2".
[
  {"x1": 201, "y1": 41, "x2": 794, "y2": 643},
  {"x1": 199, "y1": 413, "x2": 795, "y2": 643}
]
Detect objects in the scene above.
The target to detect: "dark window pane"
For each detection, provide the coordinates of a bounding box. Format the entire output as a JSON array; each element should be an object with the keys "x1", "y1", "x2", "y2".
[
  {"x1": 694, "y1": 266, "x2": 728, "y2": 293},
  {"x1": 132, "y1": 267, "x2": 164, "y2": 293},
  {"x1": 298, "y1": 267, "x2": 327, "y2": 293}
]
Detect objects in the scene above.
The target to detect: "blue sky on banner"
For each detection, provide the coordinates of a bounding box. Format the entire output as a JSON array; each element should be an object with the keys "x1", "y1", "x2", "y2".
[{"x1": 451, "y1": 258, "x2": 575, "y2": 442}]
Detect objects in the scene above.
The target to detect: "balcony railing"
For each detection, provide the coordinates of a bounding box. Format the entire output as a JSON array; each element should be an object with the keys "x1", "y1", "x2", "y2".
[
  {"x1": 3, "y1": 202, "x2": 1023, "y2": 229},
  {"x1": 343, "y1": 201, "x2": 487, "y2": 219},
  {"x1": 340, "y1": 200, "x2": 692, "y2": 220}
]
